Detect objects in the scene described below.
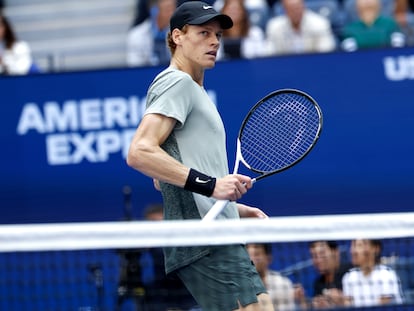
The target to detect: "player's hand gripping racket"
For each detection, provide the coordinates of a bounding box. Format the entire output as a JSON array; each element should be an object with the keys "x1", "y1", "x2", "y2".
[{"x1": 202, "y1": 89, "x2": 323, "y2": 221}]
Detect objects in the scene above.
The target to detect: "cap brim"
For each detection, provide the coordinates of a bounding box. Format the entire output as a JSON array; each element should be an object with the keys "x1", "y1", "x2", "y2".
[{"x1": 188, "y1": 13, "x2": 233, "y2": 29}]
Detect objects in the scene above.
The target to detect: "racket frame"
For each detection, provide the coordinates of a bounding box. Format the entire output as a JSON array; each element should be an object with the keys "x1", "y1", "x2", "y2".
[
  {"x1": 202, "y1": 88, "x2": 323, "y2": 222},
  {"x1": 239, "y1": 88, "x2": 323, "y2": 182}
]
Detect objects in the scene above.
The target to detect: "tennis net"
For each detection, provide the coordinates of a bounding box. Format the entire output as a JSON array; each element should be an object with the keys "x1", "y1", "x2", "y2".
[{"x1": 1, "y1": 212, "x2": 414, "y2": 311}]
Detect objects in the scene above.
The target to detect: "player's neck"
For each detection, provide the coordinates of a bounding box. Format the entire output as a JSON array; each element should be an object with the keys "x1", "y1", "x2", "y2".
[{"x1": 170, "y1": 59, "x2": 205, "y2": 86}]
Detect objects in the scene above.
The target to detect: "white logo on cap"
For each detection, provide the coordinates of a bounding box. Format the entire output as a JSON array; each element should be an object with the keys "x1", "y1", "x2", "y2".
[{"x1": 203, "y1": 5, "x2": 213, "y2": 9}]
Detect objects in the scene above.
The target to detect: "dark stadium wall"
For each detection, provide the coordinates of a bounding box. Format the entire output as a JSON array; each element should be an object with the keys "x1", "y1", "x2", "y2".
[{"x1": 0, "y1": 47, "x2": 413, "y2": 224}]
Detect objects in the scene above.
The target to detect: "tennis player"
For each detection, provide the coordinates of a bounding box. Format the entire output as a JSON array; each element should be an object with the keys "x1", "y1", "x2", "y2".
[{"x1": 127, "y1": 2, "x2": 274, "y2": 310}]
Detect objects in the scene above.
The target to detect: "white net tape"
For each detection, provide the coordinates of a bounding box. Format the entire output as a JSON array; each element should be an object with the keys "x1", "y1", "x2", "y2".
[{"x1": 1, "y1": 212, "x2": 414, "y2": 252}]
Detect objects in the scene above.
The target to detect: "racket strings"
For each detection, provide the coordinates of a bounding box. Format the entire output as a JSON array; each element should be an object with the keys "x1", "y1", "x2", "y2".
[{"x1": 240, "y1": 93, "x2": 320, "y2": 173}]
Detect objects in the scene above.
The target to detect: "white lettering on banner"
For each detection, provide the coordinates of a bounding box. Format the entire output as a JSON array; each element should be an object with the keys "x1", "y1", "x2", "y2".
[
  {"x1": 16, "y1": 92, "x2": 217, "y2": 166},
  {"x1": 16, "y1": 103, "x2": 49, "y2": 134},
  {"x1": 44, "y1": 101, "x2": 78, "y2": 132},
  {"x1": 16, "y1": 96, "x2": 146, "y2": 166},
  {"x1": 383, "y1": 55, "x2": 414, "y2": 81},
  {"x1": 46, "y1": 130, "x2": 136, "y2": 165},
  {"x1": 80, "y1": 99, "x2": 102, "y2": 130},
  {"x1": 17, "y1": 97, "x2": 143, "y2": 134}
]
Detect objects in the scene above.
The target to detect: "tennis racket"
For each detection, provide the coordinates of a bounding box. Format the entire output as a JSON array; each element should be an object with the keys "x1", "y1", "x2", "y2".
[{"x1": 202, "y1": 89, "x2": 323, "y2": 221}]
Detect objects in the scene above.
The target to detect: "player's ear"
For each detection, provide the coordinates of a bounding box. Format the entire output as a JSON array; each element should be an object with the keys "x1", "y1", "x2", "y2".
[{"x1": 172, "y1": 28, "x2": 182, "y2": 45}]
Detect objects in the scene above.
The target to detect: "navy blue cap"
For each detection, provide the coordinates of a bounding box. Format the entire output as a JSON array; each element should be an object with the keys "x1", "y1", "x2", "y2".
[{"x1": 170, "y1": 1, "x2": 233, "y2": 30}]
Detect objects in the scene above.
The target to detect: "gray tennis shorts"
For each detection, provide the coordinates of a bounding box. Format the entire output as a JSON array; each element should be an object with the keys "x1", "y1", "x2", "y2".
[{"x1": 176, "y1": 244, "x2": 267, "y2": 311}]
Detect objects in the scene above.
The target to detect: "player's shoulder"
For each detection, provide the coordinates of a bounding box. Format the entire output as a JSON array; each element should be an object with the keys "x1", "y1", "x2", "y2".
[
  {"x1": 153, "y1": 67, "x2": 193, "y2": 86},
  {"x1": 149, "y1": 67, "x2": 193, "y2": 93}
]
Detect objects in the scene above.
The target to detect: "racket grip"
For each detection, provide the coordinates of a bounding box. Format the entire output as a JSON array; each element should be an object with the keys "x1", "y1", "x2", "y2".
[{"x1": 202, "y1": 200, "x2": 229, "y2": 222}]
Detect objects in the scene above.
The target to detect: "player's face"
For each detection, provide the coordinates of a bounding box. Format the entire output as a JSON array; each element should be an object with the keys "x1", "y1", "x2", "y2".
[{"x1": 180, "y1": 21, "x2": 223, "y2": 68}]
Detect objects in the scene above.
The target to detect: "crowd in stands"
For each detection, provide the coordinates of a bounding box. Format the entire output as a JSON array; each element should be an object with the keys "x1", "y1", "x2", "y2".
[
  {"x1": 131, "y1": 197, "x2": 407, "y2": 310},
  {"x1": 249, "y1": 239, "x2": 405, "y2": 310},
  {"x1": 132, "y1": 215, "x2": 407, "y2": 311},
  {"x1": 1, "y1": 0, "x2": 413, "y2": 74},
  {"x1": 126, "y1": 0, "x2": 414, "y2": 67},
  {"x1": 291, "y1": 239, "x2": 405, "y2": 309}
]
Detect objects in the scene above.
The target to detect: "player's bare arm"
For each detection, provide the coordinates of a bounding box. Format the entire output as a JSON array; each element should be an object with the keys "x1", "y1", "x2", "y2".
[
  {"x1": 128, "y1": 113, "x2": 252, "y2": 201},
  {"x1": 127, "y1": 113, "x2": 189, "y2": 187}
]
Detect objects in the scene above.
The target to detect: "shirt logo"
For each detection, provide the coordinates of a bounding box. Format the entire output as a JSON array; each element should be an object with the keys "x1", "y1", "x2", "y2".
[
  {"x1": 203, "y1": 5, "x2": 213, "y2": 9},
  {"x1": 195, "y1": 177, "x2": 210, "y2": 183}
]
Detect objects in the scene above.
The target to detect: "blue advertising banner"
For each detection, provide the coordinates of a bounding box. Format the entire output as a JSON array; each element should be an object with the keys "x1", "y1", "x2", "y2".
[{"x1": 1, "y1": 47, "x2": 413, "y2": 224}]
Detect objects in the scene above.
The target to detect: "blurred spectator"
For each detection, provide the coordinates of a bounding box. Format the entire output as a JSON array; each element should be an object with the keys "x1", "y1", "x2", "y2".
[
  {"x1": 342, "y1": 239, "x2": 404, "y2": 307},
  {"x1": 311, "y1": 241, "x2": 352, "y2": 308},
  {"x1": 0, "y1": 13, "x2": 34, "y2": 75},
  {"x1": 340, "y1": 0, "x2": 406, "y2": 51},
  {"x1": 342, "y1": 0, "x2": 395, "y2": 23},
  {"x1": 294, "y1": 241, "x2": 352, "y2": 309},
  {"x1": 131, "y1": 0, "x2": 152, "y2": 28},
  {"x1": 394, "y1": 0, "x2": 414, "y2": 45},
  {"x1": 215, "y1": 0, "x2": 270, "y2": 30},
  {"x1": 132, "y1": 0, "x2": 217, "y2": 29},
  {"x1": 142, "y1": 203, "x2": 199, "y2": 311},
  {"x1": 217, "y1": 0, "x2": 267, "y2": 60},
  {"x1": 265, "y1": 0, "x2": 336, "y2": 55},
  {"x1": 247, "y1": 243, "x2": 295, "y2": 311},
  {"x1": 126, "y1": 0, "x2": 176, "y2": 67}
]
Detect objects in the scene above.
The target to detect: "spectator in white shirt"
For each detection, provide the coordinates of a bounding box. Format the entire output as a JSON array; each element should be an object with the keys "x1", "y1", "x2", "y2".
[
  {"x1": 247, "y1": 243, "x2": 296, "y2": 311},
  {"x1": 342, "y1": 239, "x2": 404, "y2": 307},
  {"x1": 0, "y1": 13, "x2": 33, "y2": 75},
  {"x1": 265, "y1": 0, "x2": 336, "y2": 55}
]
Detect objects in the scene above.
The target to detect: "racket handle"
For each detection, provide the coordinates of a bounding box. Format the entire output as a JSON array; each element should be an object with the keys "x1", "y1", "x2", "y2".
[
  {"x1": 202, "y1": 179, "x2": 257, "y2": 222},
  {"x1": 202, "y1": 200, "x2": 229, "y2": 222}
]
